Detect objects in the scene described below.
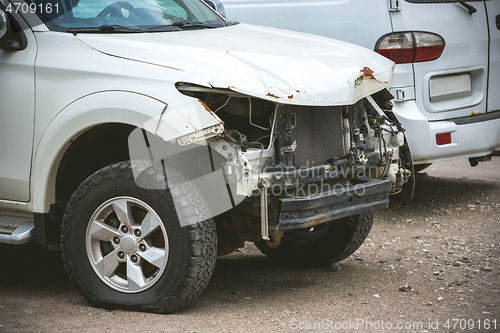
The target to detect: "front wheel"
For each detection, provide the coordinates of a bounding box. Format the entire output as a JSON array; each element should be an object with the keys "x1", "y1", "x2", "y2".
[
  {"x1": 255, "y1": 212, "x2": 374, "y2": 267},
  {"x1": 61, "y1": 162, "x2": 216, "y2": 313}
]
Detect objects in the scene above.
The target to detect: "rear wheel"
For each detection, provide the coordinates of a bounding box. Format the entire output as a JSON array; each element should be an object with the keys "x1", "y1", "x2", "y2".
[
  {"x1": 61, "y1": 162, "x2": 216, "y2": 313},
  {"x1": 255, "y1": 212, "x2": 374, "y2": 267}
]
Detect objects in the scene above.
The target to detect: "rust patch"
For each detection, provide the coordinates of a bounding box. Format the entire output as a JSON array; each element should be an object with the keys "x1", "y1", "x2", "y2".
[
  {"x1": 355, "y1": 67, "x2": 378, "y2": 87},
  {"x1": 198, "y1": 99, "x2": 216, "y2": 117},
  {"x1": 361, "y1": 67, "x2": 375, "y2": 78},
  {"x1": 266, "y1": 92, "x2": 280, "y2": 99},
  {"x1": 288, "y1": 95, "x2": 294, "y2": 99},
  {"x1": 470, "y1": 111, "x2": 479, "y2": 116}
]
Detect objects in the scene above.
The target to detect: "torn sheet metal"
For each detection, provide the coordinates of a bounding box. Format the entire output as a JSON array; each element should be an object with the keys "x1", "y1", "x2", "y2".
[{"x1": 155, "y1": 96, "x2": 224, "y2": 143}]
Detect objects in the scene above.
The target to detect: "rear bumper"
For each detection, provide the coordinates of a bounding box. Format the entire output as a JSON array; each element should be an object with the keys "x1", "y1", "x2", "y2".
[
  {"x1": 394, "y1": 101, "x2": 500, "y2": 164},
  {"x1": 276, "y1": 177, "x2": 392, "y2": 231}
]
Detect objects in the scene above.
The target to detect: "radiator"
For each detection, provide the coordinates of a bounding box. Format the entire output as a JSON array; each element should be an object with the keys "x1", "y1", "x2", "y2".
[{"x1": 290, "y1": 106, "x2": 345, "y2": 167}]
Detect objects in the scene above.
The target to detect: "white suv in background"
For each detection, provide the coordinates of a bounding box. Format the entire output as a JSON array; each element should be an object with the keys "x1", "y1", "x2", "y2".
[{"x1": 221, "y1": 0, "x2": 500, "y2": 169}]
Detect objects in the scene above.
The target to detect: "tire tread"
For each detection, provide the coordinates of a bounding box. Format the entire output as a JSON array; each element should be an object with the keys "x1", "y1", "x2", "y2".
[{"x1": 61, "y1": 161, "x2": 216, "y2": 314}]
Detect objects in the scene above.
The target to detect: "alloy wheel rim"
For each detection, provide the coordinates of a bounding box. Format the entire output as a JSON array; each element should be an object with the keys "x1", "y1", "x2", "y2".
[{"x1": 86, "y1": 196, "x2": 169, "y2": 293}]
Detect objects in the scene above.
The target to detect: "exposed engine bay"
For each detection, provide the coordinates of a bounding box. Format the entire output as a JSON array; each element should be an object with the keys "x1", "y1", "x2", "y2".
[{"x1": 168, "y1": 83, "x2": 410, "y2": 254}]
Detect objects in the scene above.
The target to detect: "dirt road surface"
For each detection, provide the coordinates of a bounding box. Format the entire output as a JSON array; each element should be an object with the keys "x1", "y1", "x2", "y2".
[{"x1": 1, "y1": 158, "x2": 499, "y2": 332}]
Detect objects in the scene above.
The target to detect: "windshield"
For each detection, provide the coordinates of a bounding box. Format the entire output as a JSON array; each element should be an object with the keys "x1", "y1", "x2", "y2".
[{"x1": 28, "y1": 0, "x2": 226, "y2": 32}]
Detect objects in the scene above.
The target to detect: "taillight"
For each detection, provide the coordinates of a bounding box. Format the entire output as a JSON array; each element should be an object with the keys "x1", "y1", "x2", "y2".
[{"x1": 375, "y1": 32, "x2": 445, "y2": 64}]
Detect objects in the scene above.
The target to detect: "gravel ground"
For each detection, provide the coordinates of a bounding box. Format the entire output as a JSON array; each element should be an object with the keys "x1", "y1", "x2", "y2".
[{"x1": 0, "y1": 158, "x2": 499, "y2": 332}]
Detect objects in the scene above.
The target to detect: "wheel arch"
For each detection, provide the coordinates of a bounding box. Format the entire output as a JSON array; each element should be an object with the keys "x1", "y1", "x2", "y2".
[{"x1": 31, "y1": 91, "x2": 167, "y2": 215}]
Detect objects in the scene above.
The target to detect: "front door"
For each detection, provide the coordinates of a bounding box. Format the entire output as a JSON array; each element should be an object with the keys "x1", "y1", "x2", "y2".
[{"x1": 0, "y1": 0, "x2": 37, "y2": 202}]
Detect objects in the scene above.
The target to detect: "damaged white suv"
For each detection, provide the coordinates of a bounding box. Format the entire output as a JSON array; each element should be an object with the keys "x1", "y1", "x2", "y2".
[{"x1": 0, "y1": 0, "x2": 408, "y2": 313}]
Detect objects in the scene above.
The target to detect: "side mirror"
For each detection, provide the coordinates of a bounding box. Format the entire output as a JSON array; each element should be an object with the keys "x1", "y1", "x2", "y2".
[
  {"x1": 0, "y1": 9, "x2": 7, "y2": 39},
  {"x1": 0, "y1": 8, "x2": 27, "y2": 51}
]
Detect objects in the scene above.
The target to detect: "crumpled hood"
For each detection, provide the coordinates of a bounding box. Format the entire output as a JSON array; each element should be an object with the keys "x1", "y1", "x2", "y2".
[{"x1": 76, "y1": 24, "x2": 395, "y2": 106}]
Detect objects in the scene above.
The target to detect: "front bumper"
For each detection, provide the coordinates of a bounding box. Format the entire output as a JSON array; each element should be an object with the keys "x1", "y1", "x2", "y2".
[{"x1": 276, "y1": 177, "x2": 393, "y2": 231}]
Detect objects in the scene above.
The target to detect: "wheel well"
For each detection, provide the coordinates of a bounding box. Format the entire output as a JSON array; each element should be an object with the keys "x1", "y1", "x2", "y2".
[{"x1": 55, "y1": 123, "x2": 135, "y2": 210}]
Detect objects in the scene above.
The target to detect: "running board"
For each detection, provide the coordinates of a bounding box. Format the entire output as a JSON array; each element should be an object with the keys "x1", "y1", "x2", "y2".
[{"x1": 0, "y1": 216, "x2": 35, "y2": 245}]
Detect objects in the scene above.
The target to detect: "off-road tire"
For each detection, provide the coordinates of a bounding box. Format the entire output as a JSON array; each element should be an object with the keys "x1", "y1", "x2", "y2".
[
  {"x1": 61, "y1": 161, "x2": 216, "y2": 313},
  {"x1": 255, "y1": 211, "x2": 374, "y2": 267}
]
